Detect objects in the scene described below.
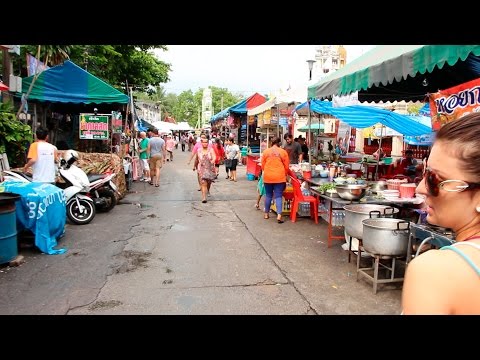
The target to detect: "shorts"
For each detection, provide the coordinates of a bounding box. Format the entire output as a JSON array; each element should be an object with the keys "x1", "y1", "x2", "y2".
[
  {"x1": 140, "y1": 158, "x2": 150, "y2": 171},
  {"x1": 149, "y1": 154, "x2": 164, "y2": 170},
  {"x1": 229, "y1": 159, "x2": 238, "y2": 171}
]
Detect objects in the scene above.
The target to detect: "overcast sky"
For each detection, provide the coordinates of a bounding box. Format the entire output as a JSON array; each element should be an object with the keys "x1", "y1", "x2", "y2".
[{"x1": 155, "y1": 45, "x2": 377, "y2": 96}]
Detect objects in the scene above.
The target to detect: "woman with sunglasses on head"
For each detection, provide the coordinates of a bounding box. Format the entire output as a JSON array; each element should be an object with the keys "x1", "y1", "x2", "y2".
[{"x1": 402, "y1": 113, "x2": 480, "y2": 315}]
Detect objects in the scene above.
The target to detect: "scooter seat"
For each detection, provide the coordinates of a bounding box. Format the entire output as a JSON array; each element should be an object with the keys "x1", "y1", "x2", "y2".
[
  {"x1": 8, "y1": 170, "x2": 33, "y2": 181},
  {"x1": 87, "y1": 174, "x2": 106, "y2": 182}
]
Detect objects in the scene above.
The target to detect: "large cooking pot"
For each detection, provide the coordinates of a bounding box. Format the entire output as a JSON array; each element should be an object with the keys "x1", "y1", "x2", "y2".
[
  {"x1": 362, "y1": 218, "x2": 410, "y2": 256},
  {"x1": 343, "y1": 204, "x2": 399, "y2": 240}
]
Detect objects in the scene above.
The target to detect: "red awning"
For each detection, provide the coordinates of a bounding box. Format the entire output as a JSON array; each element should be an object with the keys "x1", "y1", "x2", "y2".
[{"x1": 0, "y1": 82, "x2": 8, "y2": 91}]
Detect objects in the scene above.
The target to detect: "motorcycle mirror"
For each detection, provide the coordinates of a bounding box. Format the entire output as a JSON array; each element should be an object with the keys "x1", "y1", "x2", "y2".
[{"x1": 67, "y1": 155, "x2": 77, "y2": 166}]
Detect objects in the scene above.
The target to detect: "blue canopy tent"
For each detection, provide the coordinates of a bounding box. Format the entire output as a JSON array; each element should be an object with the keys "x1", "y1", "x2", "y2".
[
  {"x1": 294, "y1": 100, "x2": 431, "y2": 136},
  {"x1": 22, "y1": 60, "x2": 129, "y2": 104},
  {"x1": 210, "y1": 107, "x2": 231, "y2": 123}
]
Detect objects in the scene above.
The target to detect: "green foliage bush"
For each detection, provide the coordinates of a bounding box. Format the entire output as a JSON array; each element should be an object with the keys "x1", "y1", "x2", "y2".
[{"x1": 0, "y1": 102, "x2": 33, "y2": 168}]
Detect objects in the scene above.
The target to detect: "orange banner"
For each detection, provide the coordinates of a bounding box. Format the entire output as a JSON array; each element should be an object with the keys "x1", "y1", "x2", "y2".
[{"x1": 429, "y1": 77, "x2": 480, "y2": 130}]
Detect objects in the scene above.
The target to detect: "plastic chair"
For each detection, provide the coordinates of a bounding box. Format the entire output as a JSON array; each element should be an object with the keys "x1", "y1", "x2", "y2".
[{"x1": 289, "y1": 177, "x2": 319, "y2": 224}]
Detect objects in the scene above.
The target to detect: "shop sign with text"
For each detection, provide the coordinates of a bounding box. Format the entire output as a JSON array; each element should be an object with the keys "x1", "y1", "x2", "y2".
[{"x1": 79, "y1": 113, "x2": 110, "y2": 140}]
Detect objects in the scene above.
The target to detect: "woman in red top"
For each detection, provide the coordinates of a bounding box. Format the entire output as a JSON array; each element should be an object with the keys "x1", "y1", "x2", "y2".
[
  {"x1": 261, "y1": 137, "x2": 290, "y2": 223},
  {"x1": 212, "y1": 138, "x2": 225, "y2": 179}
]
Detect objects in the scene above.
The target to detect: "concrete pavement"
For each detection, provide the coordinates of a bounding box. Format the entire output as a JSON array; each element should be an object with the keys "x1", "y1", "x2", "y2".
[{"x1": 0, "y1": 148, "x2": 403, "y2": 314}]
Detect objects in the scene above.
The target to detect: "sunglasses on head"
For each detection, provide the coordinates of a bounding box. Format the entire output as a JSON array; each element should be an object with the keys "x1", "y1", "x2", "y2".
[{"x1": 423, "y1": 167, "x2": 480, "y2": 197}]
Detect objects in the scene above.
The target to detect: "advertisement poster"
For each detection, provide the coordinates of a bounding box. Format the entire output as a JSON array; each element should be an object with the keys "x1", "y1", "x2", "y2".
[
  {"x1": 429, "y1": 77, "x2": 480, "y2": 130},
  {"x1": 323, "y1": 118, "x2": 336, "y2": 134},
  {"x1": 111, "y1": 111, "x2": 123, "y2": 133},
  {"x1": 79, "y1": 113, "x2": 110, "y2": 140}
]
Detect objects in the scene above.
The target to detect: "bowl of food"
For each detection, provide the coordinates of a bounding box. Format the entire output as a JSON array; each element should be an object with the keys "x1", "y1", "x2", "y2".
[{"x1": 335, "y1": 184, "x2": 368, "y2": 200}]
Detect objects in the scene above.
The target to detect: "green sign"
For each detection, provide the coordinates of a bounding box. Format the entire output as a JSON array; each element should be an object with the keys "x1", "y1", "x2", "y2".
[{"x1": 79, "y1": 113, "x2": 110, "y2": 140}]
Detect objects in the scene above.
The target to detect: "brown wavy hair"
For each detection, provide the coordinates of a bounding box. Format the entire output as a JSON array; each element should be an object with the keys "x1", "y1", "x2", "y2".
[{"x1": 435, "y1": 112, "x2": 480, "y2": 180}]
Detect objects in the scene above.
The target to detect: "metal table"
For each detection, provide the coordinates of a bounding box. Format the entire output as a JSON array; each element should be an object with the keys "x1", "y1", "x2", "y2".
[
  {"x1": 406, "y1": 223, "x2": 455, "y2": 263},
  {"x1": 305, "y1": 177, "x2": 422, "y2": 248}
]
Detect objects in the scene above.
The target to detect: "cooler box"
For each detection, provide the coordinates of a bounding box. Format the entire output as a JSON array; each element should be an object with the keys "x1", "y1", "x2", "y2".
[{"x1": 247, "y1": 155, "x2": 261, "y2": 177}]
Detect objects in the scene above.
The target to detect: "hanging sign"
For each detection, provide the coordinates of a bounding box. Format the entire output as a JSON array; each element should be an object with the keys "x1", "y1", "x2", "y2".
[
  {"x1": 112, "y1": 111, "x2": 123, "y2": 133},
  {"x1": 79, "y1": 113, "x2": 110, "y2": 140},
  {"x1": 429, "y1": 77, "x2": 480, "y2": 130}
]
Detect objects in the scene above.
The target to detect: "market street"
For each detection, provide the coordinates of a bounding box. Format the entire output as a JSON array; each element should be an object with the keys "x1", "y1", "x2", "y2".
[{"x1": 0, "y1": 149, "x2": 402, "y2": 315}]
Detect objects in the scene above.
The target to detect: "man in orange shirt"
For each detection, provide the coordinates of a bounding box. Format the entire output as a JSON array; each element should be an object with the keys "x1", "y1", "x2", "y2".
[{"x1": 24, "y1": 127, "x2": 59, "y2": 183}]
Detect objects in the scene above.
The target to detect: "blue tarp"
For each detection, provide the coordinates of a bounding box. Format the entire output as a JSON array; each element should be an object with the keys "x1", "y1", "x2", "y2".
[
  {"x1": 419, "y1": 102, "x2": 430, "y2": 116},
  {"x1": 294, "y1": 100, "x2": 432, "y2": 136},
  {"x1": 210, "y1": 107, "x2": 231, "y2": 123},
  {"x1": 1, "y1": 182, "x2": 67, "y2": 255}
]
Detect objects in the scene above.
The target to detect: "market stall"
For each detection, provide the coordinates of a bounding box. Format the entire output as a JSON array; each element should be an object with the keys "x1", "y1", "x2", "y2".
[{"x1": 308, "y1": 45, "x2": 480, "y2": 102}]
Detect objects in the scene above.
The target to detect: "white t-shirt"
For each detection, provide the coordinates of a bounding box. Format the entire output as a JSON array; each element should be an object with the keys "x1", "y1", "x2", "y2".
[{"x1": 27, "y1": 141, "x2": 57, "y2": 183}]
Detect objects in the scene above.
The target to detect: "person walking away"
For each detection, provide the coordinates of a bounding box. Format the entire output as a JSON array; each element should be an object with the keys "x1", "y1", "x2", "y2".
[
  {"x1": 138, "y1": 131, "x2": 150, "y2": 182},
  {"x1": 188, "y1": 133, "x2": 195, "y2": 152},
  {"x1": 283, "y1": 133, "x2": 303, "y2": 164},
  {"x1": 225, "y1": 138, "x2": 240, "y2": 182},
  {"x1": 224, "y1": 138, "x2": 232, "y2": 179},
  {"x1": 165, "y1": 135, "x2": 176, "y2": 162},
  {"x1": 147, "y1": 128, "x2": 166, "y2": 187},
  {"x1": 197, "y1": 138, "x2": 217, "y2": 203},
  {"x1": 180, "y1": 134, "x2": 187, "y2": 152},
  {"x1": 261, "y1": 137, "x2": 290, "y2": 223},
  {"x1": 212, "y1": 138, "x2": 225, "y2": 179},
  {"x1": 24, "y1": 126, "x2": 59, "y2": 184},
  {"x1": 402, "y1": 113, "x2": 480, "y2": 315}
]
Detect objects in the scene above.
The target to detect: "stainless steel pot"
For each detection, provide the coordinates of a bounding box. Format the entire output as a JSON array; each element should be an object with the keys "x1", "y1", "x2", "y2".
[
  {"x1": 343, "y1": 204, "x2": 399, "y2": 240},
  {"x1": 362, "y1": 218, "x2": 410, "y2": 256}
]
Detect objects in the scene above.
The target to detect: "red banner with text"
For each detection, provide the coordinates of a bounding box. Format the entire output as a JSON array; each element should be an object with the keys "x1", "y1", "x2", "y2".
[{"x1": 429, "y1": 77, "x2": 480, "y2": 130}]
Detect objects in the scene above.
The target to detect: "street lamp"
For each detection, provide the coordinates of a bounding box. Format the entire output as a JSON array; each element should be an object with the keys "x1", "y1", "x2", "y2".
[
  {"x1": 306, "y1": 59, "x2": 316, "y2": 81},
  {"x1": 306, "y1": 60, "x2": 316, "y2": 162}
]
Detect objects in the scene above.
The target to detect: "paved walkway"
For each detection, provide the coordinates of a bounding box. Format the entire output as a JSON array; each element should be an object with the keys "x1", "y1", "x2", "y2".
[{"x1": 0, "y1": 147, "x2": 403, "y2": 314}]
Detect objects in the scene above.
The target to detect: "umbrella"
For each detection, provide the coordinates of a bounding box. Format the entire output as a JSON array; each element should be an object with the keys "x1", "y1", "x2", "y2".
[
  {"x1": 0, "y1": 82, "x2": 8, "y2": 91},
  {"x1": 297, "y1": 123, "x2": 324, "y2": 132}
]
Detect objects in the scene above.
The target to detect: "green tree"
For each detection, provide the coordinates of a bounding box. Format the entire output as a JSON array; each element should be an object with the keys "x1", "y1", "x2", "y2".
[
  {"x1": 18, "y1": 45, "x2": 171, "y2": 92},
  {"x1": 407, "y1": 103, "x2": 422, "y2": 115},
  {"x1": 208, "y1": 86, "x2": 243, "y2": 113},
  {"x1": 0, "y1": 102, "x2": 33, "y2": 167}
]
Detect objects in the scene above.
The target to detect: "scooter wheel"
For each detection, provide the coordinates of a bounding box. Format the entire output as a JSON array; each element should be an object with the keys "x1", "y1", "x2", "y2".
[
  {"x1": 67, "y1": 198, "x2": 96, "y2": 225},
  {"x1": 97, "y1": 188, "x2": 117, "y2": 212}
]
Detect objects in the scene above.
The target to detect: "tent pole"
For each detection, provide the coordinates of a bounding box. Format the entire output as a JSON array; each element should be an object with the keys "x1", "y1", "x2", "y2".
[
  {"x1": 276, "y1": 105, "x2": 280, "y2": 138},
  {"x1": 246, "y1": 114, "x2": 249, "y2": 150},
  {"x1": 375, "y1": 125, "x2": 383, "y2": 180},
  {"x1": 307, "y1": 99, "x2": 311, "y2": 161}
]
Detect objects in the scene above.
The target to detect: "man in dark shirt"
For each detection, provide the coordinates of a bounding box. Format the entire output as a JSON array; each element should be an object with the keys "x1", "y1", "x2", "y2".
[
  {"x1": 282, "y1": 133, "x2": 303, "y2": 164},
  {"x1": 298, "y1": 137, "x2": 309, "y2": 163}
]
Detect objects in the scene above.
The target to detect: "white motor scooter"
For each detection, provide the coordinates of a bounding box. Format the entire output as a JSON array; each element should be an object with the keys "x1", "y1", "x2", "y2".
[{"x1": 2, "y1": 150, "x2": 96, "y2": 225}]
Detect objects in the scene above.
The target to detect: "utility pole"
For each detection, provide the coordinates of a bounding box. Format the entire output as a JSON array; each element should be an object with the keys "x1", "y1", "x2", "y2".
[
  {"x1": 196, "y1": 107, "x2": 201, "y2": 129},
  {"x1": 221, "y1": 94, "x2": 224, "y2": 111},
  {"x1": 2, "y1": 48, "x2": 13, "y2": 104}
]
